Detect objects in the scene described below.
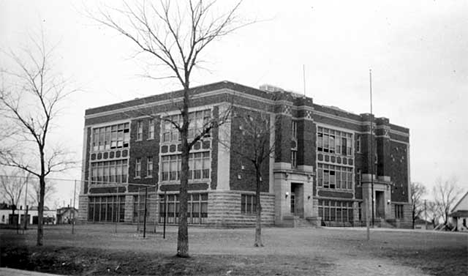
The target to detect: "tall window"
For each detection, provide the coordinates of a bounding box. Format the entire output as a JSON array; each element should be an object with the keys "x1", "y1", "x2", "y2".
[
  {"x1": 137, "y1": 121, "x2": 143, "y2": 141},
  {"x1": 147, "y1": 156, "x2": 153, "y2": 178},
  {"x1": 241, "y1": 194, "x2": 257, "y2": 215},
  {"x1": 161, "y1": 152, "x2": 210, "y2": 181},
  {"x1": 318, "y1": 200, "x2": 354, "y2": 223},
  {"x1": 317, "y1": 127, "x2": 352, "y2": 156},
  {"x1": 88, "y1": 196, "x2": 125, "y2": 222},
  {"x1": 91, "y1": 160, "x2": 128, "y2": 184},
  {"x1": 317, "y1": 164, "x2": 353, "y2": 190},
  {"x1": 291, "y1": 120, "x2": 297, "y2": 168},
  {"x1": 291, "y1": 121, "x2": 297, "y2": 140},
  {"x1": 92, "y1": 123, "x2": 130, "y2": 151},
  {"x1": 356, "y1": 169, "x2": 362, "y2": 186},
  {"x1": 162, "y1": 110, "x2": 211, "y2": 143},
  {"x1": 159, "y1": 193, "x2": 208, "y2": 224},
  {"x1": 395, "y1": 204, "x2": 404, "y2": 219},
  {"x1": 291, "y1": 150, "x2": 297, "y2": 168},
  {"x1": 135, "y1": 158, "x2": 141, "y2": 178},
  {"x1": 148, "y1": 119, "x2": 155, "y2": 139},
  {"x1": 356, "y1": 135, "x2": 361, "y2": 153}
]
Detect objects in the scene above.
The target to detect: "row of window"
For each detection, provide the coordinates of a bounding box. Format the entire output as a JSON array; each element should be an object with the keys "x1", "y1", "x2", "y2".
[
  {"x1": 136, "y1": 120, "x2": 156, "y2": 141},
  {"x1": 161, "y1": 152, "x2": 210, "y2": 181},
  {"x1": 162, "y1": 110, "x2": 212, "y2": 143},
  {"x1": 87, "y1": 196, "x2": 125, "y2": 222},
  {"x1": 92, "y1": 123, "x2": 130, "y2": 152},
  {"x1": 317, "y1": 127, "x2": 353, "y2": 156},
  {"x1": 318, "y1": 200, "x2": 354, "y2": 222},
  {"x1": 91, "y1": 160, "x2": 128, "y2": 184},
  {"x1": 317, "y1": 163, "x2": 353, "y2": 190},
  {"x1": 159, "y1": 193, "x2": 208, "y2": 224}
]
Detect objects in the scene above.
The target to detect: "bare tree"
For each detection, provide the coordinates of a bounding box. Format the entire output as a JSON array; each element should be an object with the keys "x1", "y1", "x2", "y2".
[
  {"x1": 425, "y1": 200, "x2": 439, "y2": 227},
  {"x1": 410, "y1": 182, "x2": 427, "y2": 229},
  {"x1": 91, "y1": 0, "x2": 247, "y2": 257},
  {"x1": 28, "y1": 178, "x2": 57, "y2": 207},
  {"x1": 0, "y1": 169, "x2": 30, "y2": 211},
  {"x1": 221, "y1": 110, "x2": 274, "y2": 247},
  {"x1": 433, "y1": 177, "x2": 462, "y2": 226},
  {"x1": 0, "y1": 33, "x2": 76, "y2": 245}
]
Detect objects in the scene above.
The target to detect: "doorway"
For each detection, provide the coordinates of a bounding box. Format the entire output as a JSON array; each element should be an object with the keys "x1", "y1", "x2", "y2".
[
  {"x1": 375, "y1": 191, "x2": 385, "y2": 219},
  {"x1": 290, "y1": 183, "x2": 304, "y2": 217}
]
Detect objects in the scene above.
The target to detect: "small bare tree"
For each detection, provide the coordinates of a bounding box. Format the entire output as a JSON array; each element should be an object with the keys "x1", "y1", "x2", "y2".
[
  {"x1": 0, "y1": 169, "x2": 30, "y2": 212},
  {"x1": 91, "y1": 0, "x2": 247, "y2": 257},
  {"x1": 411, "y1": 182, "x2": 427, "y2": 229},
  {"x1": 0, "y1": 33, "x2": 76, "y2": 245},
  {"x1": 433, "y1": 177, "x2": 462, "y2": 226},
  {"x1": 222, "y1": 110, "x2": 274, "y2": 247}
]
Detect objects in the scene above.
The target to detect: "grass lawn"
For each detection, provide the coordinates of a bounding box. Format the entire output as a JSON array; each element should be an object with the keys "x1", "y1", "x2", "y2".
[{"x1": 1, "y1": 224, "x2": 467, "y2": 275}]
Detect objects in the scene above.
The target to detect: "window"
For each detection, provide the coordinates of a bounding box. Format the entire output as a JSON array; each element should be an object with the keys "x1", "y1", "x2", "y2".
[
  {"x1": 395, "y1": 204, "x2": 404, "y2": 219},
  {"x1": 88, "y1": 196, "x2": 125, "y2": 222},
  {"x1": 147, "y1": 157, "x2": 153, "y2": 178},
  {"x1": 317, "y1": 163, "x2": 353, "y2": 190},
  {"x1": 159, "y1": 193, "x2": 208, "y2": 224},
  {"x1": 317, "y1": 127, "x2": 353, "y2": 156},
  {"x1": 291, "y1": 150, "x2": 297, "y2": 168},
  {"x1": 356, "y1": 135, "x2": 361, "y2": 153},
  {"x1": 148, "y1": 119, "x2": 155, "y2": 139},
  {"x1": 318, "y1": 200, "x2": 354, "y2": 223},
  {"x1": 133, "y1": 194, "x2": 150, "y2": 223},
  {"x1": 356, "y1": 169, "x2": 362, "y2": 186},
  {"x1": 291, "y1": 121, "x2": 297, "y2": 140},
  {"x1": 241, "y1": 194, "x2": 257, "y2": 215},
  {"x1": 135, "y1": 158, "x2": 141, "y2": 178},
  {"x1": 92, "y1": 123, "x2": 130, "y2": 151},
  {"x1": 137, "y1": 121, "x2": 143, "y2": 141},
  {"x1": 91, "y1": 160, "x2": 127, "y2": 184},
  {"x1": 162, "y1": 110, "x2": 211, "y2": 143},
  {"x1": 161, "y1": 152, "x2": 210, "y2": 181}
]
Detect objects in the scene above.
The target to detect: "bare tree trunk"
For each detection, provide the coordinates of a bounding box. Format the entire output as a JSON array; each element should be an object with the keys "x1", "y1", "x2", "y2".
[
  {"x1": 37, "y1": 148, "x2": 46, "y2": 246},
  {"x1": 37, "y1": 175, "x2": 45, "y2": 246},
  {"x1": 254, "y1": 170, "x2": 263, "y2": 247},
  {"x1": 177, "y1": 85, "x2": 190, "y2": 258}
]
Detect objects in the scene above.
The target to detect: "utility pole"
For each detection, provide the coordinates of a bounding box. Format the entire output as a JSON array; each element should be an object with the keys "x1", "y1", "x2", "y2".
[
  {"x1": 72, "y1": 180, "x2": 76, "y2": 234},
  {"x1": 143, "y1": 187, "x2": 148, "y2": 238},
  {"x1": 424, "y1": 199, "x2": 427, "y2": 230},
  {"x1": 369, "y1": 69, "x2": 375, "y2": 227},
  {"x1": 163, "y1": 191, "x2": 167, "y2": 239},
  {"x1": 23, "y1": 177, "x2": 29, "y2": 231}
]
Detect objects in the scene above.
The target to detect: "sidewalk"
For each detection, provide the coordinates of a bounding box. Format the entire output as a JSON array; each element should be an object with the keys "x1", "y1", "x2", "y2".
[{"x1": 0, "y1": 268, "x2": 61, "y2": 276}]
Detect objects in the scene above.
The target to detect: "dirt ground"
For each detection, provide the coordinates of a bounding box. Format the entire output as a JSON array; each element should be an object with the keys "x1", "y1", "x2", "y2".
[{"x1": 1, "y1": 224, "x2": 466, "y2": 275}]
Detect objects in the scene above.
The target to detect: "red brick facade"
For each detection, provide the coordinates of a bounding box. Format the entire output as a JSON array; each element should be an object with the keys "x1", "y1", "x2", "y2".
[{"x1": 79, "y1": 81, "x2": 411, "y2": 227}]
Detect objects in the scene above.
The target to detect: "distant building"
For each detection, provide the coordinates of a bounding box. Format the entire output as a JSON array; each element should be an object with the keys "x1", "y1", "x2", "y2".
[
  {"x1": 449, "y1": 191, "x2": 468, "y2": 231},
  {"x1": 0, "y1": 204, "x2": 56, "y2": 225},
  {"x1": 56, "y1": 207, "x2": 79, "y2": 224},
  {"x1": 78, "y1": 81, "x2": 411, "y2": 227}
]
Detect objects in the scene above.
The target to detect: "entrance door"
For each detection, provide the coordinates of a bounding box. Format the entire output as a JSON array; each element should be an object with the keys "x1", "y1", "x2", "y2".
[
  {"x1": 375, "y1": 191, "x2": 385, "y2": 219},
  {"x1": 290, "y1": 193, "x2": 296, "y2": 215},
  {"x1": 290, "y1": 183, "x2": 304, "y2": 217}
]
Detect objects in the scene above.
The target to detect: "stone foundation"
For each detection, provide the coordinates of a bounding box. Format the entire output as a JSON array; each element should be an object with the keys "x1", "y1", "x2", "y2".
[{"x1": 206, "y1": 191, "x2": 275, "y2": 227}]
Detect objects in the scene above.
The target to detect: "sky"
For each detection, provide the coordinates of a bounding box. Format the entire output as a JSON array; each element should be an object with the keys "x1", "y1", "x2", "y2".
[{"x1": 1, "y1": 0, "x2": 467, "y2": 207}]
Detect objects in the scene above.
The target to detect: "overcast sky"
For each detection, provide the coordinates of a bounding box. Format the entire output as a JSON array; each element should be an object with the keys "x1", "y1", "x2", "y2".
[{"x1": 1, "y1": 0, "x2": 467, "y2": 206}]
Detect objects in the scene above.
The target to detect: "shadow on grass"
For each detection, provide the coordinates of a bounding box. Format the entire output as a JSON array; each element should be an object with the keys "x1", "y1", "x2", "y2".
[{"x1": 1, "y1": 243, "x2": 333, "y2": 276}]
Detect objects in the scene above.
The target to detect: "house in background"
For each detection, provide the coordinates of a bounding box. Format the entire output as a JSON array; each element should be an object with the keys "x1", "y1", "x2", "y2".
[
  {"x1": 449, "y1": 191, "x2": 468, "y2": 231},
  {"x1": 78, "y1": 81, "x2": 411, "y2": 228},
  {"x1": 56, "y1": 206, "x2": 79, "y2": 224}
]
